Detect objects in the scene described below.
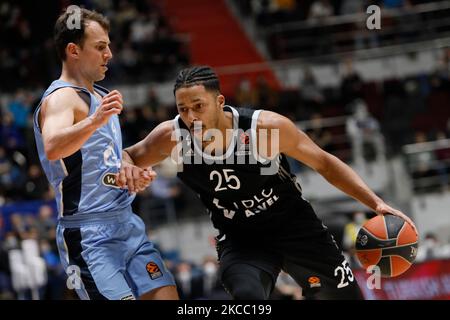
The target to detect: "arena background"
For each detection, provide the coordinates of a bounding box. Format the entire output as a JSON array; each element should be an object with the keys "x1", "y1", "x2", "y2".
[{"x1": 0, "y1": 0, "x2": 449, "y2": 300}]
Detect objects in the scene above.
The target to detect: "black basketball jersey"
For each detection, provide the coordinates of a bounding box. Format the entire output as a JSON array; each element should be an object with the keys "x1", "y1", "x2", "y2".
[{"x1": 173, "y1": 106, "x2": 320, "y2": 235}]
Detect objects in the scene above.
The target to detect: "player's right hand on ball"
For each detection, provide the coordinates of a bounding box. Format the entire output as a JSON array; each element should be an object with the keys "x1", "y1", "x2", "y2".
[{"x1": 90, "y1": 90, "x2": 123, "y2": 128}]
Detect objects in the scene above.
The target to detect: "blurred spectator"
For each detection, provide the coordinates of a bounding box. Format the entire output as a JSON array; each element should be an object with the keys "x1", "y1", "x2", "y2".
[
  {"x1": 346, "y1": 99, "x2": 386, "y2": 168},
  {"x1": 416, "y1": 233, "x2": 440, "y2": 262},
  {"x1": 7, "y1": 90, "x2": 32, "y2": 131},
  {"x1": 3, "y1": 233, "x2": 20, "y2": 251},
  {"x1": 136, "y1": 106, "x2": 159, "y2": 139},
  {"x1": 23, "y1": 214, "x2": 38, "y2": 236},
  {"x1": 139, "y1": 158, "x2": 183, "y2": 228},
  {"x1": 39, "y1": 239, "x2": 65, "y2": 300},
  {"x1": 340, "y1": 0, "x2": 364, "y2": 15},
  {"x1": 0, "y1": 146, "x2": 26, "y2": 203},
  {"x1": 404, "y1": 78, "x2": 427, "y2": 115},
  {"x1": 308, "y1": 0, "x2": 334, "y2": 20},
  {"x1": 408, "y1": 131, "x2": 448, "y2": 193},
  {"x1": 130, "y1": 13, "x2": 157, "y2": 46},
  {"x1": 1, "y1": 112, "x2": 26, "y2": 153},
  {"x1": 147, "y1": 87, "x2": 161, "y2": 112},
  {"x1": 435, "y1": 131, "x2": 450, "y2": 188},
  {"x1": 24, "y1": 165, "x2": 50, "y2": 201},
  {"x1": 342, "y1": 211, "x2": 367, "y2": 268},
  {"x1": 35, "y1": 205, "x2": 56, "y2": 245},
  {"x1": 340, "y1": 58, "x2": 363, "y2": 107},
  {"x1": 383, "y1": 80, "x2": 413, "y2": 154},
  {"x1": 306, "y1": 113, "x2": 335, "y2": 154},
  {"x1": 252, "y1": 76, "x2": 278, "y2": 109},
  {"x1": 235, "y1": 78, "x2": 255, "y2": 108},
  {"x1": 0, "y1": 147, "x2": 13, "y2": 187},
  {"x1": 174, "y1": 261, "x2": 204, "y2": 299},
  {"x1": 200, "y1": 255, "x2": 228, "y2": 299},
  {"x1": 10, "y1": 213, "x2": 28, "y2": 242},
  {"x1": 117, "y1": 41, "x2": 139, "y2": 80},
  {"x1": 300, "y1": 68, "x2": 324, "y2": 117}
]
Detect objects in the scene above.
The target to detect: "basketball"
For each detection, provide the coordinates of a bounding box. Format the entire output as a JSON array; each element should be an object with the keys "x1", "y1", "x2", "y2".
[{"x1": 355, "y1": 214, "x2": 419, "y2": 278}]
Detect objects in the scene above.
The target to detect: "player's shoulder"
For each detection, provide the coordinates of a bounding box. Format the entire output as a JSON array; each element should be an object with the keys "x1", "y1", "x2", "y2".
[
  {"x1": 145, "y1": 120, "x2": 178, "y2": 155},
  {"x1": 256, "y1": 110, "x2": 293, "y2": 131},
  {"x1": 42, "y1": 87, "x2": 86, "y2": 111},
  {"x1": 153, "y1": 119, "x2": 176, "y2": 138}
]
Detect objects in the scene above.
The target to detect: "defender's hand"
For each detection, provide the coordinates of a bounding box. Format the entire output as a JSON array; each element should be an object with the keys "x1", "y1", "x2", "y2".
[
  {"x1": 136, "y1": 167, "x2": 157, "y2": 192},
  {"x1": 117, "y1": 162, "x2": 156, "y2": 193},
  {"x1": 90, "y1": 90, "x2": 123, "y2": 128}
]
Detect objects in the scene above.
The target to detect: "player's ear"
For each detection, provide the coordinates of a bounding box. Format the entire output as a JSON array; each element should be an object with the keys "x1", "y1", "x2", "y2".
[
  {"x1": 217, "y1": 94, "x2": 225, "y2": 108},
  {"x1": 66, "y1": 42, "x2": 80, "y2": 59}
]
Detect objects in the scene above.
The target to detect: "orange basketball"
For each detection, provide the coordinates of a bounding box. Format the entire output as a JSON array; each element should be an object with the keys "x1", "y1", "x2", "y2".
[{"x1": 355, "y1": 214, "x2": 419, "y2": 277}]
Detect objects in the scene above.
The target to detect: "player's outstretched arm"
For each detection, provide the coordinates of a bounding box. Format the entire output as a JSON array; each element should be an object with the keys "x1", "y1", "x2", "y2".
[
  {"x1": 41, "y1": 88, "x2": 123, "y2": 160},
  {"x1": 259, "y1": 111, "x2": 418, "y2": 235},
  {"x1": 117, "y1": 120, "x2": 177, "y2": 191},
  {"x1": 123, "y1": 120, "x2": 177, "y2": 168}
]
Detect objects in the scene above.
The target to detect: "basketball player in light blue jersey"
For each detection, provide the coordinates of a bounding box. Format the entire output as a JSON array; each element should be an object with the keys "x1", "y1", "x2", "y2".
[{"x1": 32, "y1": 8, "x2": 178, "y2": 300}]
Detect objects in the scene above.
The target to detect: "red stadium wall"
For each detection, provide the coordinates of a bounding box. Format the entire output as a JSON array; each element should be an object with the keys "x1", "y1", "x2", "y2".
[
  {"x1": 354, "y1": 259, "x2": 450, "y2": 300},
  {"x1": 164, "y1": 0, "x2": 280, "y2": 96}
]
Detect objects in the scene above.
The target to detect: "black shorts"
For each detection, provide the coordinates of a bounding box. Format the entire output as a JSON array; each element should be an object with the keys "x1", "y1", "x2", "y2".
[{"x1": 216, "y1": 202, "x2": 364, "y2": 300}]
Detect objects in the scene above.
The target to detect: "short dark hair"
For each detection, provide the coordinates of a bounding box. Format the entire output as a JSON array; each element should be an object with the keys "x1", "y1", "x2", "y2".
[
  {"x1": 54, "y1": 7, "x2": 110, "y2": 61},
  {"x1": 173, "y1": 66, "x2": 220, "y2": 95}
]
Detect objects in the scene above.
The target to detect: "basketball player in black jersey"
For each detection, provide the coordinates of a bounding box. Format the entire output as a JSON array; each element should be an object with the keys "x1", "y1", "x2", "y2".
[{"x1": 119, "y1": 66, "x2": 417, "y2": 300}]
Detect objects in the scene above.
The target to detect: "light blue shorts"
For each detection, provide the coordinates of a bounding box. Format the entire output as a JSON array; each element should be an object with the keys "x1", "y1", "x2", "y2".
[{"x1": 56, "y1": 208, "x2": 175, "y2": 300}]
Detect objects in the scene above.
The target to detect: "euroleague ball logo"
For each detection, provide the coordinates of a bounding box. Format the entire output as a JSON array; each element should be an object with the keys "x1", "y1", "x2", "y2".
[
  {"x1": 358, "y1": 234, "x2": 368, "y2": 246},
  {"x1": 410, "y1": 246, "x2": 418, "y2": 259}
]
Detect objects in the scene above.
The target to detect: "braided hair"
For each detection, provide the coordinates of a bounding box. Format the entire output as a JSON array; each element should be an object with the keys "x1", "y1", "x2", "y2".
[{"x1": 173, "y1": 66, "x2": 220, "y2": 95}]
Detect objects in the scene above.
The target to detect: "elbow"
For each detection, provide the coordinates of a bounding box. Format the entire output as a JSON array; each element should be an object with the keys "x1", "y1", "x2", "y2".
[
  {"x1": 45, "y1": 150, "x2": 60, "y2": 161},
  {"x1": 316, "y1": 152, "x2": 333, "y2": 177},
  {"x1": 44, "y1": 144, "x2": 61, "y2": 161}
]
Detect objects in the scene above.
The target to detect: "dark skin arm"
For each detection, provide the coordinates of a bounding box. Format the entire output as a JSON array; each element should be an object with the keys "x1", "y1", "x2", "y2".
[
  {"x1": 257, "y1": 110, "x2": 418, "y2": 235},
  {"x1": 117, "y1": 120, "x2": 177, "y2": 190}
]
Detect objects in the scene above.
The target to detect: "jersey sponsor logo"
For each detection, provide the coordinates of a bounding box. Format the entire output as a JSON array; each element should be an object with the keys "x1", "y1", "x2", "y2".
[
  {"x1": 146, "y1": 261, "x2": 163, "y2": 280},
  {"x1": 120, "y1": 294, "x2": 135, "y2": 300},
  {"x1": 213, "y1": 188, "x2": 280, "y2": 219},
  {"x1": 308, "y1": 276, "x2": 321, "y2": 288},
  {"x1": 102, "y1": 173, "x2": 120, "y2": 188}
]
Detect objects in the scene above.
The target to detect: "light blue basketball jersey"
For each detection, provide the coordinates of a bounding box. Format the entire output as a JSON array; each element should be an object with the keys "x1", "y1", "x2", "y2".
[{"x1": 33, "y1": 79, "x2": 134, "y2": 218}]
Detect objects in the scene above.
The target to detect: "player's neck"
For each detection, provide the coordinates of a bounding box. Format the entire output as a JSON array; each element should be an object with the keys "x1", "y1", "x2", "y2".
[
  {"x1": 205, "y1": 110, "x2": 233, "y2": 153},
  {"x1": 60, "y1": 65, "x2": 95, "y2": 93},
  {"x1": 217, "y1": 109, "x2": 233, "y2": 133}
]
